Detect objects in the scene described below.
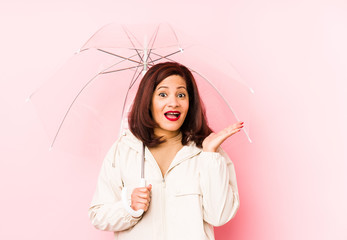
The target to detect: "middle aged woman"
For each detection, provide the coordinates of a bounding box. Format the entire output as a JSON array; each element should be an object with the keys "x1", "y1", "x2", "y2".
[{"x1": 89, "y1": 61, "x2": 241, "y2": 240}]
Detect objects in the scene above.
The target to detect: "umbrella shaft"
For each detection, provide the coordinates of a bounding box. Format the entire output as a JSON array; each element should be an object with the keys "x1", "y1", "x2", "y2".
[{"x1": 143, "y1": 36, "x2": 148, "y2": 73}]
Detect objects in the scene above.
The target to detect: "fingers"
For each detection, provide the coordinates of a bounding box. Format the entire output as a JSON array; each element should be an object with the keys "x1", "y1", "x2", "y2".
[
  {"x1": 202, "y1": 121, "x2": 244, "y2": 152},
  {"x1": 223, "y1": 121, "x2": 244, "y2": 136},
  {"x1": 131, "y1": 184, "x2": 152, "y2": 212},
  {"x1": 228, "y1": 121, "x2": 244, "y2": 131},
  {"x1": 146, "y1": 184, "x2": 152, "y2": 191}
]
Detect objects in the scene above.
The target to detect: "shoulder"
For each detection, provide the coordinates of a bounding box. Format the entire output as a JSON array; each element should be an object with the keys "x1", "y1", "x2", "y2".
[
  {"x1": 103, "y1": 130, "x2": 143, "y2": 167},
  {"x1": 112, "y1": 129, "x2": 143, "y2": 152}
]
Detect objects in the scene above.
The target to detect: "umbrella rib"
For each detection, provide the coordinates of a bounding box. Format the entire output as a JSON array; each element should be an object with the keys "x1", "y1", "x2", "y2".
[
  {"x1": 122, "y1": 25, "x2": 143, "y2": 49},
  {"x1": 27, "y1": 50, "x2": 136, "y2": 101},
  {"x1": 78, "y1": 22, "x2": 115, "y2": 52},
  {"x1": 148, "y1": 25, "x2": 160, "y2": 52},
  {"x1": 145, "y1": 25, "x2": 161, "y2": 66},
  {"x1": 150, "y1": 45, "x2": 254, "y2": 93},
  {"x1": 129, "y1": 65, "x2": 143, "y2": 89},
  {"x1": 118, "y1": 63, "x2": 144, "y2": 135},
  {"x1": 148, "y1": 55, "x2": 156, "y2": 67},
  {"x1": 166, "y1": 23, "x2": 183, "y2": 50},
  {"x1": 146, "y1": 49, "x2": 157, "y2": 67},
  {"x1": 122, "y1": 25, "x2": 144, "y2": 63},
  {"x1": 192, "y1": 70, "x2": 252, "y2": 143},
  {"x1": 97, "y1": 53, "x2": 141, "y2": 74},
  {"x1": 50, "y1": 64, "x2": 143, "y2": 149},
  {"x1": 129, "y1": 65, "x2": 142, "y2": 89},
  {"x1": 149, "y1": 50, "x2": 183, "y2": 64},
  {"x1": 97, "y1": 49, "x2": 142, "y2": 64},
  {"x1": 101, "y1": 65, "x2": 143, "y2": 75},
  {"x1": 49, "y1": 73, "x2": 99, "y2": 149}
]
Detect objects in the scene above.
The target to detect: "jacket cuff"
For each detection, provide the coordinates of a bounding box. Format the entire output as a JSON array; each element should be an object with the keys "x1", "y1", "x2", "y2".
[
  {"x1": 200, "y1": 150, "x2": 222, "y2": 160},
  {"x1": 123, "y1": 209, "x2": 143, "y2": 222}
]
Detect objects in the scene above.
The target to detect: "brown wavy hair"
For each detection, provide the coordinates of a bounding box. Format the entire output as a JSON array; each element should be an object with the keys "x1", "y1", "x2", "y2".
[{"x1": 128, "y1": 62, "x2": 212, "y2": 148}]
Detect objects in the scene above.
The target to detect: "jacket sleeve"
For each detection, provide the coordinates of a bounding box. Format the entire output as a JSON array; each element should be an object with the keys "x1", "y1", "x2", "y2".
[
  {"x1": 88, "y1": 140, "x2": 141, "y2": 231},
  {"x1": 199, "y1": 148, "x2": 240, "y2": 227}
]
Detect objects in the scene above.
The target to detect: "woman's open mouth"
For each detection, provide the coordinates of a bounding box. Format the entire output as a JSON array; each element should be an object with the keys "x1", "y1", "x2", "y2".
[{"x1": 164, "y1": 111, "x2": 181, "y2": 121}]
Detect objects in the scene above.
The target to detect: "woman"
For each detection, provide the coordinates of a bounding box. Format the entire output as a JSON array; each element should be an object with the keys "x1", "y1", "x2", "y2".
[{"x1": 88, "y1": 62, "x2": 241, "y2": 240}]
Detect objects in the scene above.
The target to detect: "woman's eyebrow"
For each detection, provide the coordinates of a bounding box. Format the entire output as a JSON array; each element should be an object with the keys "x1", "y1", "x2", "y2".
[
  {"x1": 156, "y1": 86, "x2": 187, "y2": 90},
  {"x1": 157, "y1": 86, "x2": 168, "y2": 90},
  {"x1": 177, "y1": 86, "x2": 187, "y2": 90}
]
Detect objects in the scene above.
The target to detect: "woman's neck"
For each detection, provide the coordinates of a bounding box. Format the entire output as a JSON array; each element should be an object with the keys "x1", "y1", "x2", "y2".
[
  {"x1": 153, "y1": 128, "x2": 181, "y2": 142},
  {"x1": 149, "y1": 130, "x2": 183, "y2": 176}
]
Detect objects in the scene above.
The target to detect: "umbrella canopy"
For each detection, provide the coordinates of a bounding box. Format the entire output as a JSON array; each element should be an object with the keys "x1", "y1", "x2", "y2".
[{"x1": 27, "y1": 23, "x2": 253, "y2": 158}]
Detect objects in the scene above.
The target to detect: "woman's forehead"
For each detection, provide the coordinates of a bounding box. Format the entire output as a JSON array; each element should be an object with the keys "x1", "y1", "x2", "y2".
[{"x1": 156, "y1": 75, "x2": 187, "y2": 89}]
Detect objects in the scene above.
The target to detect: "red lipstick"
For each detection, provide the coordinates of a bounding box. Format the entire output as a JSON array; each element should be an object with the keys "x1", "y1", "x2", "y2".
[{"x1": 164, "y1": 111, "x2": 181, "y2": 121}]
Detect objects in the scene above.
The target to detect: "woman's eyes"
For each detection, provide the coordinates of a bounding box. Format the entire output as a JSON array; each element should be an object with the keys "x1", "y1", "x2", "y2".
[{"x1": 158, "y1": 92, "x2": 186, "y2": 98}]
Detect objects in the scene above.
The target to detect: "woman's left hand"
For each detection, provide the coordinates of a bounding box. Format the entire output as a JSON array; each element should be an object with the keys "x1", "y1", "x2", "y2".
[{"x1": 202, "y1": 121, "x2": 244, "y2": 152}]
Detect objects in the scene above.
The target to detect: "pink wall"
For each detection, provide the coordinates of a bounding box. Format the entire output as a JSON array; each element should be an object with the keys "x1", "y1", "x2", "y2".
[{"x1": 1, "y1": 0, "x2": 346, "y2": 239}]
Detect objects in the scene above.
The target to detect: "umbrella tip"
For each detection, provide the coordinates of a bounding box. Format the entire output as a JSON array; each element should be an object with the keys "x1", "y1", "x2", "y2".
[
  {"x1": 250, "y1": 88, "x2": 255, "y2": 94},
  {"x1": 179, "y1": 48, "x2": 184, "y2": 53},
  {"x1": 49, "y1": 146, "x2": 53, "y2": 151},
  {"x1": 25, "y1": 93, "x2": 34, "y2": 102}
]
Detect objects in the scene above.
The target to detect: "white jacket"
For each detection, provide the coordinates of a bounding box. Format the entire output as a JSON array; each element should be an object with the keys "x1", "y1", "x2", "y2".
[{"x1": 88, "y1": 130, "x2": 240, "y2": 240}]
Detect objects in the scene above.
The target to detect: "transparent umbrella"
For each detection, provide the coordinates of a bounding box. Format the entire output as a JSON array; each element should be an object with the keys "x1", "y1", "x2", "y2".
[{"x1": 26, "y1": 22, "x2": 253, "y2": 159}]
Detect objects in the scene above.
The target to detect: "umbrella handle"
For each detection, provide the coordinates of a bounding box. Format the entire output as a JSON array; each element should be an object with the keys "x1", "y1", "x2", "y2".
[{"x1": 121, "y1": 178, "x2": 146, "y2": 218}]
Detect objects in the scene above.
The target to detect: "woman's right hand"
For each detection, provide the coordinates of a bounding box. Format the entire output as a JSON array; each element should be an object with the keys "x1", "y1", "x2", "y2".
[{"x1": 131, "y1": 184, "x2": 152, "y2": 212}]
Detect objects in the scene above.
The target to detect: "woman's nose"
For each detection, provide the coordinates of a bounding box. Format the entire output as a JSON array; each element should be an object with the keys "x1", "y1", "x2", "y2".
[{"x1": 167, "y1": 96, "x2": 179, "y2": 107}]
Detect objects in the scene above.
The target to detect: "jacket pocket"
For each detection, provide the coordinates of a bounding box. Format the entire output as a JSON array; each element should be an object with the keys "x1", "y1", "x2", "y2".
[
  {"x1": 172, "y1": 183, "x2": 203, "y2": 222},
  {"x1": 174, "y1": 184, "x2": 201, "y2": 197}
]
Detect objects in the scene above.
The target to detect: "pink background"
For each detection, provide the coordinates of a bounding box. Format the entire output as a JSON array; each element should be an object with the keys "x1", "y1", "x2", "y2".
[{"x1": 1, "y1": 0, "x2": 346, "y2": 239}]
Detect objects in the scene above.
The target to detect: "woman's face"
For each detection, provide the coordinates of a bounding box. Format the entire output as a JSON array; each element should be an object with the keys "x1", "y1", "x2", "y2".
[{"x1": 151, "y1": 75, "x2": 189, "y2": 138}]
